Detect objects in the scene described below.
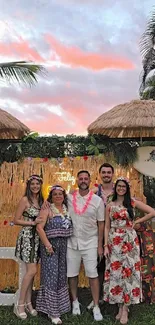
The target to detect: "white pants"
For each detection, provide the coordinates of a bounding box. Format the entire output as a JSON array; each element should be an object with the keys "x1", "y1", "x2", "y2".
[{"x1": 67, "y1": 247, "x2": 98, "y2": 278}]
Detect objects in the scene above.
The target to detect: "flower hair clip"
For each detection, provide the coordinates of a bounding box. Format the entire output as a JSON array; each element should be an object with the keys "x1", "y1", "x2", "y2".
[
  {"x1": 117, "y1": 176, "x2": 130, "y2": 186},
  {"x1": 27, "y1": 175, "x2": 43, "y2": 183}
]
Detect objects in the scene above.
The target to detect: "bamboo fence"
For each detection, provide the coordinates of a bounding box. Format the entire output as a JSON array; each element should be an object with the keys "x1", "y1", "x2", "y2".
[{"x1": 0, "y1": 156, "x2": 144, "y2": 290}]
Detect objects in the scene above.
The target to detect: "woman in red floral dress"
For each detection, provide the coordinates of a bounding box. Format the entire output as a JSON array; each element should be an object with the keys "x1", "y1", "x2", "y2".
[{"x1": 104, "y1": 177, "x2": 155, "y2": 324}]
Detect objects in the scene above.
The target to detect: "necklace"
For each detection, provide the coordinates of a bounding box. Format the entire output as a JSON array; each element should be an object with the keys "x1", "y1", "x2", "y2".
[
  {"x1": 50, "y1": 203, "x2": 71, "y2": 220},
  {"x1": 73, "y1": 190, "x2": 93, "y2": 215}
]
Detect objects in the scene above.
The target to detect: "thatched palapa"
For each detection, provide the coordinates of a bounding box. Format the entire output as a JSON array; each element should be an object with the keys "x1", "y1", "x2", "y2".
[
  {"x1": 88, "y1": 99, "x2": 155, "y2": 138},
  {"x1": 0, "y1": 108, "x2": 30, "y2": 139}
]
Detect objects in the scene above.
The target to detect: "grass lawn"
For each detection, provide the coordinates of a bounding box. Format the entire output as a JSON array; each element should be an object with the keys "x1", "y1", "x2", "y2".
[{"x1": 0, "y1": 289, "x2": 155, "y2": 325}]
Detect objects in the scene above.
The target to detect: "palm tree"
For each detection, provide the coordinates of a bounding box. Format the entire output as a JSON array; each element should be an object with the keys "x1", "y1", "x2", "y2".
[
  {"x1": 0, "y1": 61, "x2": 45, "y2": 87},
  {"x1": 140, "y1": 74, "x2": 155, "y2": 99},
  {"x1": 139, "y1": 9, "x2": 155, "y2": 98}
]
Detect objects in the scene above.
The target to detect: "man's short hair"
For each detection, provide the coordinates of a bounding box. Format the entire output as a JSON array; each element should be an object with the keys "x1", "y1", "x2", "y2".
[
  {"x1": 77, "y1": 170, "x2": 90, "y2": 178},
  {"x1": 99, "y1": 163, "x2": 114, "y2": 174}
]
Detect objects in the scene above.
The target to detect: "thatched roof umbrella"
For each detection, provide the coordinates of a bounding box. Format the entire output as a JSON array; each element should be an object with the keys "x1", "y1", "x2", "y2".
[
  {"x1": 0, "y1": 108, "x2": 30, "y2": 139},
  {"x1": 88, "y1": 99, "x2": 155, "y2": 139}
]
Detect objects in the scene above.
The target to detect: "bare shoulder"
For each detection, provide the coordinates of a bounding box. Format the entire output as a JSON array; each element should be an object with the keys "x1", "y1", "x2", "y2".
[
  {"x1": 22, "y1": 196, "x2": 28, "y2": 202},
  {"x1": 15, "y1": 196, "x2": 28, "y2": 215},
  {"x1": 18, "y1": 196, "x2": 28, "y2": 206}
]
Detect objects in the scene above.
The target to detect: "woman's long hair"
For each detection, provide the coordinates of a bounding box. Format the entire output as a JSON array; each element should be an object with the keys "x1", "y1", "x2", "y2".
[
  {"x1": 24, "y1": 174, "x2": 44, "y2": 207},
  {"x1": 112, "y1": 179, "x2": 134, "y2": 220},
  {"x1": 47, "y1": 185, "x2": 68, "y2": 208}
]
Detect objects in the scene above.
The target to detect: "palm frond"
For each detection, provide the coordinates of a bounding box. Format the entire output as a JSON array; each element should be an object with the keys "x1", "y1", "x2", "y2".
[
  {"x1": 140, "y1": 73, "x2": 155, "y2": 99},
  {"x1": 140, "y1": 51, "x2": 155, "y2": 87},
  {"x1": 145, "y1": 74, "x2": 155, "y2": 88},
  {"x1": 140, "y1": 9, "x2": 155, "y2": 58},
  {"x1": 0, "y1": 61, "x2": 46, "y2": 87},
  {"x1": 139, "y1": 9, "x2": 155, "y2": 87}
]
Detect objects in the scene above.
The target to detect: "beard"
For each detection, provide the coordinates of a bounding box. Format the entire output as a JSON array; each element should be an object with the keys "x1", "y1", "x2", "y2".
[{"x1": 78, "y1": 183, "x2": 89, "y2": 190}]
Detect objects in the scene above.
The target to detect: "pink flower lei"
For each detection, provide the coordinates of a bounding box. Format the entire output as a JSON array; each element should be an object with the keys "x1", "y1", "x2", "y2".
[{"x1": 73, "y1": 190, "x2": 93, "y2": 215}]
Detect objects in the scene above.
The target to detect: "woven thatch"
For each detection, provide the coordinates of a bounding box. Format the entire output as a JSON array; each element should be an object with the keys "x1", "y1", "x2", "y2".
[
  {"x1": 88, "y1": 99, "x2": 155, "y2": 138},
  {"x1": 0, "y1": 108, "x2": 30, "y2": 139}
]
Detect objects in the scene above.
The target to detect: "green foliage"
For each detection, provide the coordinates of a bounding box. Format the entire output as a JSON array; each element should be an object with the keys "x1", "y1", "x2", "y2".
[
  {"x1": 143, "y1": 175, "x2": 155, "y2": 207},
  {"x1": 140, "y1": 75, "x2": 155, "y2": 99},
  {"x1": 87, "y1": 136, "x2": 107, "y2": 155},
  {"x1": 0, "y1": 134, "x2": 142, "y2": 167},
  {"x1": 0, "y1": 61, "x2": 46, "y2": 86},
  {"x1": 112, "y1": 142, "x2": 138, "y2": 166}
]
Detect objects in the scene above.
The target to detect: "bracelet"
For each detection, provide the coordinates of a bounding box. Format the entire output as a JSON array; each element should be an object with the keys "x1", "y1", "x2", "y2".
[
  {"x1": 104, "y1": 244, "x2": 108, "y2": 247},
  {"x1": 45, "y1": 244, "x2": 52, "y2": 251}
]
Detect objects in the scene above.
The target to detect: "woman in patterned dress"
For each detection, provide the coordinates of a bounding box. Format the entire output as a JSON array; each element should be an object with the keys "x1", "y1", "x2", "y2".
[
  {"x1": 14, "y1": 175, "x2": 44, "y2": 320},
  {"x1": 36, "y1": 185, "x2": 73, "y2": 325},
  {"x1": 104, "y1": 177, "x2": 155, "y2": 324}
]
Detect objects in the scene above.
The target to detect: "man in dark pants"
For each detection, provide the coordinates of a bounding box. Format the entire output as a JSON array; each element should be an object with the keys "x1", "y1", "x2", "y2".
[{"x1": 87, "y1": 163, "x2": 114, "y2": 309}]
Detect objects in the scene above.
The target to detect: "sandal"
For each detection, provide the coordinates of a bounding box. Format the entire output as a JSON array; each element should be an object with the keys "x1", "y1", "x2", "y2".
[
  {"x1": 25, "y1": 302, "x2": 38, "y2": 316},
  {"x1": 13, "y1": 303, "x2": 27, "y2": 320}
]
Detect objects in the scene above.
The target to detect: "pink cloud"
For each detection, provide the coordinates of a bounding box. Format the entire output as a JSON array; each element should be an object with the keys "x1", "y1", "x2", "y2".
[
  {"x1": 26, "y1": 112, "x2": 87, "y2": 134},
  {"x1": 45, "y1": 34, "x2": 135, "y2": 70},
  {"x1": 0, "y1": 37, "x2": 45, "y2": 62}
]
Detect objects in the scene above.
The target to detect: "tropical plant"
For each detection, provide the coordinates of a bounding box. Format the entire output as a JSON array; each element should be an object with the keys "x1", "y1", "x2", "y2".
[
  {"x1": 140, "y1": 74, "x2": 155, "y2": 99},
  {"x1": 0, "y1": 61, "x2": 45, "y2": 86},
  {"x1": 0, "y1": 134, "x2": 140, "y2": 167},
  {"x1": 87, "y1": 136, "x2": 107, "y2": 155},
  {"x1": 139, "y1": 9, "x2": 155, "y2": 98}
]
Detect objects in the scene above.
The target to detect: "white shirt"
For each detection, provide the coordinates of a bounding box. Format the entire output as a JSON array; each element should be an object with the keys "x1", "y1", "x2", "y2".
[{"x1": 67, "y1": 191, "x2": 105, "y2": 250}]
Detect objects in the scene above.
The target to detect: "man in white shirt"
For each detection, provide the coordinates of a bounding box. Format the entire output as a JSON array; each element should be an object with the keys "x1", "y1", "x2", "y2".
[{"x1": 67, "y1": 170, "x2": 105, "y2": 321}]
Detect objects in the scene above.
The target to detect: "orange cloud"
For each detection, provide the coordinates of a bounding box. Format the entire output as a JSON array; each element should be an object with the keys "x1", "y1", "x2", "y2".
[
  {"x1": 0, "y1": 38, "x2": 44, "y2": 62},
  {"x1": 45, "y1": 34, "x2": 135, "y2": 70}
]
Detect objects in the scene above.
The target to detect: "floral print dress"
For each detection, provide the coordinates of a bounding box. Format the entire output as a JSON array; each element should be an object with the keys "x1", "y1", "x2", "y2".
[
  {"x1": 103, "y1": 204, "x2": 142, "y2": 305},
  {"x1": 15, "y1": 206, "x2": 40, "y2": 263}
]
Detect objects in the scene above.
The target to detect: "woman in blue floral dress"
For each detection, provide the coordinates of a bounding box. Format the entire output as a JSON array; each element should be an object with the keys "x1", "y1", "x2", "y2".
[
  {"x1": 14, "y1": 175, "x2": 44, "y2": 320},
  {"x1": 36, "y1": 185, "x2": 73, "y2": 325},
  {"x1": 104, "y1": 177, "x2": 155, "y2": 324}
]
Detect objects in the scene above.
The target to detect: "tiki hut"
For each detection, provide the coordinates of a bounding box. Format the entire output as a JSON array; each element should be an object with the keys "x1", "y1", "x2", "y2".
[
  {"x1": 0, "y1": 108, "x2": 30, "y2": 139},
  {"x1": 88, "y1": 99, "x2": 155, "y2": 138}
]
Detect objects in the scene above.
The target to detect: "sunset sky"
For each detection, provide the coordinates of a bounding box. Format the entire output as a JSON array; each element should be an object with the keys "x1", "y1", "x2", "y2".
[{"x1": 0, "y1": 0, "x2": 154, "y2": 135}]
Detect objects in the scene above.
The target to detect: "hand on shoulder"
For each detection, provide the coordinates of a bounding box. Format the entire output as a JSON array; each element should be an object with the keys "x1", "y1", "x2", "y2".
[
  {"x1": 41, "y1": 200, "x2": 50, "y2": 210},
  {"x1": 91, "y1": 186, "x2": 98, "y2": 194}
]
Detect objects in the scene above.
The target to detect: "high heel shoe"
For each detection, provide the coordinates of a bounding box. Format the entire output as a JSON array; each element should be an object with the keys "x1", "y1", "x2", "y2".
[
  {"x1": 25, "y1": 302, "x2": 38, "y2": 316},
  {"x1": 13, "y1": 303, "x2": 27, "y2": 320}
]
